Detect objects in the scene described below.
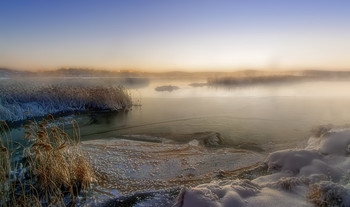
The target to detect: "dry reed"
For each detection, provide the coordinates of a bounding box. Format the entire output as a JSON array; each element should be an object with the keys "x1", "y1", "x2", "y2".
[
  {"x1": 0, "y1": 84, "x2": 132, "y2": 122},
  {"x1": 0, "y1": 116, "x2": 96, "y2": 206}
]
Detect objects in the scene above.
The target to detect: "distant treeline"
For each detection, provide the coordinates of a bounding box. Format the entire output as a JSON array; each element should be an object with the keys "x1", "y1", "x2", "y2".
[
  {"x1": 208, "y1": 70, "x2": 350, "y2": 86},
  {"x1": 2, "y1": 68, "x2": 350, "y2": 80}
]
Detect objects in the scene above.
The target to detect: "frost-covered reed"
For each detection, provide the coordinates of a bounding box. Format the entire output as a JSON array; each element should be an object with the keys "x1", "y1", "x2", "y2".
[{"x1": 0, "y1": 82, "x2": 132, "y2": 122}]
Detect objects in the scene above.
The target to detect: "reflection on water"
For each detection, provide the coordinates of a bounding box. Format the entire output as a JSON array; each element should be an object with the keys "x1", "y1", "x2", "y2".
[
  {"x1": 5, "y1": 78, "x2": 350, "y2": 153},
  {"x1": 76, "y1": 79, "x2": 350, "y2": 153}
]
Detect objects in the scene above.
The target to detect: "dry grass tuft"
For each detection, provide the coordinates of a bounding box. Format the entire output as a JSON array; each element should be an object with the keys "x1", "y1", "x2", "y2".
[
  {"x1": 0, "y1": 141, "x2": 10, "y2": 204},
  {"x1": 308, "y1": 184, "x2": 327, "y2": 207},
  {"x1": 0, "y1": 116, "x2": 96, "y2": 206},
  {"x1": 307, "y1": 182, "x2": 349, "y2": 207}
]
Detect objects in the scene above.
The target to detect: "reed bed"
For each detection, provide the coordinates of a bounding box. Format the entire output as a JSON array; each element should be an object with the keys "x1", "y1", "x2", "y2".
[
  {"x1": 0, "y1": 116, "x2": 96, "y2": 206},
  {"x1": 0, "y1": 83, "x2": 132, "y2": 122}
]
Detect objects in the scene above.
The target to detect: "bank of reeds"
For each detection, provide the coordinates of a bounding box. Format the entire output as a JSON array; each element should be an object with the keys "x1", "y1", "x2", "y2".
[
  {"x1": 0, "y1": 116, "x2": 95, "y2": 206},
  {"x1": 0, "y1": 84, "x2": 132, "y2": 122}
]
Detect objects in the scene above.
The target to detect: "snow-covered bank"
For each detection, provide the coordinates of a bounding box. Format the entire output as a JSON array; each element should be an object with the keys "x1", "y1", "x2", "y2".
[
  {"x1": 174, "y1": 127, "x2": 350, "y2": 207},
  {"x1": 80, "y1": 132, "x2": 264, "y2": 206}
]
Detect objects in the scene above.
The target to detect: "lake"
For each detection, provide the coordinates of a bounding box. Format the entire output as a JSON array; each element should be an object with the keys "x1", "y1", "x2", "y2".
[
  {"x1": 76, "y1": 78, "x2": 350, "y2": 153},
  {"x1": 4, "y1": 77, "x2": 350, "y2": 205}
]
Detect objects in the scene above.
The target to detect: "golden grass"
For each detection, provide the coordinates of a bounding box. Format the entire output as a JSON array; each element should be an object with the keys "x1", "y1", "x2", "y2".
[
  {"x1": 308, "y1": 184, "x2": 328, "y2": 207},
  {"x1": 0, "y1": 121, "x2": 11, "y2": 205},
  {"x1": 307, "y1": 182, "x2": 347, "y2": 207},
  {"x1": 0, "y1": 116, "x2": 96, "y2": 206}
]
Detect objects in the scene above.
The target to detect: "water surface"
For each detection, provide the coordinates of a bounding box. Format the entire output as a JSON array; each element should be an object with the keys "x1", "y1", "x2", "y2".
[{"x1": 76, "y1": 79, "x2": 350, "y2": 153}]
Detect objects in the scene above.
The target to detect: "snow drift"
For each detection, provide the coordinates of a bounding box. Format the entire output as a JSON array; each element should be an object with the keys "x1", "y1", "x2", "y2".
[{"x1": 174, "y1": 127, "x2": 350, "y2": 207}]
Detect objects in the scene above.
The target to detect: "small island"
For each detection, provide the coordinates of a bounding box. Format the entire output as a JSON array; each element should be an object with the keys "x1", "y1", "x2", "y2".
[{"x1": 155, "y1": 85, "x2": 180, "y2": 92}]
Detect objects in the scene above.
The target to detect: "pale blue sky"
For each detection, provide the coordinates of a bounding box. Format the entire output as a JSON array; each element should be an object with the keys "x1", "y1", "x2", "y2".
[{"x1": 1, "y1": 0, "x2": 350, "y2": 71}]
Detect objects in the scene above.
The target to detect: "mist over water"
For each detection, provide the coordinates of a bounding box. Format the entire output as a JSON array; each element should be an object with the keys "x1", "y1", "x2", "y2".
[
  {"x1": 5, "y1": 76, "x2": 350, "y2": 153},
  {"x1": 73, "y1": 78, "x2": 350, "y2": 153}
]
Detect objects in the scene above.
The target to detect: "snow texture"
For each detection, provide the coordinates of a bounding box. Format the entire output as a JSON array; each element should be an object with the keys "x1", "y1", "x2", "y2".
[{"x1": 175, "y1": 128, "x2": 350, "y2": 207}]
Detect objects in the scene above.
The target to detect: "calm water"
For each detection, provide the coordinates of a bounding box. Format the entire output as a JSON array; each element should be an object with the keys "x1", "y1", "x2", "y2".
[{"x1": 74, "y1": 78, "x2": 350, "y2": 153}]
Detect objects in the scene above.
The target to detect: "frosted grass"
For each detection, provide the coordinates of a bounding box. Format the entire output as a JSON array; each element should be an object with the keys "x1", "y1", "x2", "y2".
[{"x1": 0, "y1": 82, "x2": 132, "y2": 122}]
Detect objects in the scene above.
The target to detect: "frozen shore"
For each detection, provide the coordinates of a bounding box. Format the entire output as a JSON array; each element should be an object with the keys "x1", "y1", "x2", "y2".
[
  {"x1": 80, "y1": 132, "x2": 264, "y2": 206},
  {"x1": 175, "y1": 127, "x2": 350, "y2": 207}
]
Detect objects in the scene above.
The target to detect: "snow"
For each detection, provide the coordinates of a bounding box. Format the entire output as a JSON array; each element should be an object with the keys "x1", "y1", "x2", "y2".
[
  {"x1": 81, "y1": 134, "x2": 263, "y2": 194},
  {"x1": 266, "y1": 149, "x2": 321, "y2": 174},
  {"x1": 175, "y1": 127, "x2": 350, "y2": 207}
]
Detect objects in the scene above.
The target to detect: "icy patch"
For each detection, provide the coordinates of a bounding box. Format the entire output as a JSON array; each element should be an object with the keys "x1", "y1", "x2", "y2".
[
  {"x1": 120, "y1": 132, "x2": 224, "y2": 147},
  {"x1": 175, "y1": 128, "x2": 350, "y2": 207}
]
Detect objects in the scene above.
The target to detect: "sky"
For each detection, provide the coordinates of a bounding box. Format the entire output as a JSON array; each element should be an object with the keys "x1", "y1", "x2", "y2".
[{"x1": 0, "y1": 0, "x2": 350, "y2": 72}]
